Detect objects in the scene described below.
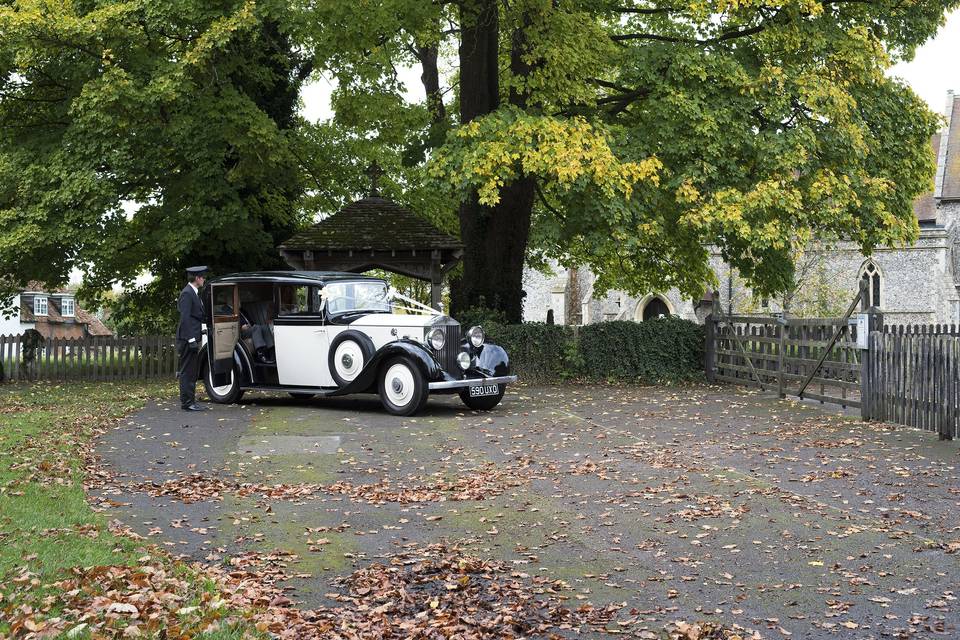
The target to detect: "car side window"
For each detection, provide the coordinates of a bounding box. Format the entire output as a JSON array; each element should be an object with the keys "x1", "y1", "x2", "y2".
[
  {"x1": 211, "y1": 285, "x2": 235, "y2": 316},
  {"x1": 277, "y1": 284, "x2": 317, "y2": 316}
]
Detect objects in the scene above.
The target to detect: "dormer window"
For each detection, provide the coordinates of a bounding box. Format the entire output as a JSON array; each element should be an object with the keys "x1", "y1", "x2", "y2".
[
  {"x1": 61, "y1": 297, "x2": 75, "y2": 317},
  {"x1": 34, "y1": 296, "x2": 48, "y2": 316}
]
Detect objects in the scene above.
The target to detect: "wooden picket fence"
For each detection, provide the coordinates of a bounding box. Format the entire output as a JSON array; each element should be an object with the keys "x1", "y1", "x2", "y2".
[
  {"x1": 0, "y1": 334, "x2": 178, "y2": 383},
  {"x1": 865, "y1": 330, "x2": 960, "y2": 440},
  {"x1": 882, "y1": 323, "x2": 960, "y2": 337}
]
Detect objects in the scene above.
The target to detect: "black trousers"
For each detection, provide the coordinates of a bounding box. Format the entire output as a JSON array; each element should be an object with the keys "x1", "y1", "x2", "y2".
[
  {"x1": 242, "y1": 324, "x2": 274, "y2": 351},
  {"x1": 177, "y1": 339, "x2": 200, "y2": 408}
]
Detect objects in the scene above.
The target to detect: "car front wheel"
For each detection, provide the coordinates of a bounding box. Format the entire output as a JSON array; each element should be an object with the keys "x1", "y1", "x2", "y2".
[
  {"x1": 378, "y1": 356, "x2": 428, "y2": 416},
  {"x1": 459, "y1": 384, "x2": 505, "y2": 411},
  {"x1": 202, "y1": 358, "x2": 244, "y2": 404}
]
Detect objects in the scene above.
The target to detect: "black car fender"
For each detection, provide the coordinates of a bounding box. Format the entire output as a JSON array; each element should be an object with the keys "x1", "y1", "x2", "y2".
[
  {"x1": 329, "y1": 339, "x2": 443, "y2": 396},
  {"x1": 205, "y1": 347, "x2": 252, "y2": 388},
  {"x1": 475, "y1": 343, "x2": 511, "y2": 377}
]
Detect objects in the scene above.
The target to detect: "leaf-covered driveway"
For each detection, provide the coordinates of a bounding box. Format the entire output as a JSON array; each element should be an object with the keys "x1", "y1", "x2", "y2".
[{"x1": 90, "y1": 385, "x2": 960, "y2": 638}]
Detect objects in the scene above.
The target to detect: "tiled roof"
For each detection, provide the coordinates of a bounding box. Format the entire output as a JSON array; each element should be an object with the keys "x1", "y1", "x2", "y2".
[
  {"x1": 279, "y1": 197, "x2": 462, "y2": 252},
  {"x1": 23, "y1": 281, "x2": 74, "y2": 294},
  {"x1": 75, "y1": 308, "x2": 113, "y2": 336},
  {"x1": 18, "y1": 297, "x2": 113, "y2": 336},
  {"x1": 941, "y1": 94, "x2": 960, "y2": 201},
  {"x1": 914, "y1": 133, "x2": 940, "y2": 224}
]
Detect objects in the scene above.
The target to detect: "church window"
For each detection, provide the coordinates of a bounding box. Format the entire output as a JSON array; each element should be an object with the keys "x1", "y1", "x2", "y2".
[{"x1": 859, "y1": 260, "x2": 882, "y2": 308}]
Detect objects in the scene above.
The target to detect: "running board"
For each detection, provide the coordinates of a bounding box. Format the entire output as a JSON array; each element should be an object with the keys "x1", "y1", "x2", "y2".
[{"x1": 240, "y1": 385, "x2": 340, "y2": 396}]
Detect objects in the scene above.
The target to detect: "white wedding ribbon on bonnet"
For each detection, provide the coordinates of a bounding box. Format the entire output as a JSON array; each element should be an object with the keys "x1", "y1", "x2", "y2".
[{"x1": 387, "y1": 288, "x2": 443, "y2": 316}]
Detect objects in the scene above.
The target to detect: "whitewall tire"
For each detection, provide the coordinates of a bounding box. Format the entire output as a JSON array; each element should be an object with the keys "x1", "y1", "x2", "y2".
[
  {"x1": 378, "y1": 356, "x2": 428, "y2": 416},
  {"x1": 202, "y1": 358, "x2": 244, "y2": 404}
]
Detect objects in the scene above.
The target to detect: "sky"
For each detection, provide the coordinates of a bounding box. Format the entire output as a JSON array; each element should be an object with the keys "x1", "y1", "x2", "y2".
[{"x1": 889, "y1": 9, "x2": 960, "y2": 113}]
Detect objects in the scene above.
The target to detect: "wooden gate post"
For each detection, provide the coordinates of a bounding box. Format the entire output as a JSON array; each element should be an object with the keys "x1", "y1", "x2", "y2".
[
  {"x1": 776, "y1": 315, "x2": 787, "y2": 398},
  {"x1": 860, "y1": 306, "x2": 883, "y2": 421},
  {"x1": 704, "y1": 313, "x2": 716, "y2": 383}
]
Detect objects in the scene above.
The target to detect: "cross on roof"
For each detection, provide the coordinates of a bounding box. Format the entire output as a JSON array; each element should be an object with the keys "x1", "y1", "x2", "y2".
[{"x1": 365, "y1": 162, "x2": 384, "y2": 197}]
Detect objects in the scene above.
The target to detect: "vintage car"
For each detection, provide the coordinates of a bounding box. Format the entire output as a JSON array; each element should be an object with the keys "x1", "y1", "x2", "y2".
[{"x1": 199, "y1": 271, "x2": 516, "y2": 415}]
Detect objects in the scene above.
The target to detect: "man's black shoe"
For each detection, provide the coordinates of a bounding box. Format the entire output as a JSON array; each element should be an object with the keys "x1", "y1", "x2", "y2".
[{"x1": 182, "y1": 403, "x2": 207, "y2": 411}]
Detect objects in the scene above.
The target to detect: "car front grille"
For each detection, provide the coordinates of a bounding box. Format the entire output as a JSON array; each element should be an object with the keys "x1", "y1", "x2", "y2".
[{"x1": 430, "y1": 322, "x2": 460, "y2": 373}]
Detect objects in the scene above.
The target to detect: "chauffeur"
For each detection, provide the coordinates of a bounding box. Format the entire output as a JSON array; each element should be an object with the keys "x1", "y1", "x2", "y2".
[{"x1": 176, "y1": 266, "x2": 207, "y2": 411}]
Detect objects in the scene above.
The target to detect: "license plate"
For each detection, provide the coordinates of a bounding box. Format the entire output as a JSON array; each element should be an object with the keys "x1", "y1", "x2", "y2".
[{"x1": 468, "y1": 384, "x2": 499, "y2": 398}]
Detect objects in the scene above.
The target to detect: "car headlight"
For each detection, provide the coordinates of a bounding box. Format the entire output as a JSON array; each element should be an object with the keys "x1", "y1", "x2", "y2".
[
  {"x1": 428, "y1": 327, "x2": 446, "y2": 350},
  {"x1": 457, "y1": 351, "x2": 472, "y2": 370},
  {"x1": 468, "y1": 325, "x2": 485, "y2": 348}
]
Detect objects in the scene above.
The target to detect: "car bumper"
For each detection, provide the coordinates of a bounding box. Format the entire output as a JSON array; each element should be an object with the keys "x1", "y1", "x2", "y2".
[{"x1": 428, "y1": 375, "x2": 518, "y2": 391}]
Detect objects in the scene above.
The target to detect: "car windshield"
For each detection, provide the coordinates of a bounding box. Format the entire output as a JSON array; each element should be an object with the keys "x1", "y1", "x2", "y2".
[{"x1": 323, "y1": 281, "x2": 391, "y2": 315}]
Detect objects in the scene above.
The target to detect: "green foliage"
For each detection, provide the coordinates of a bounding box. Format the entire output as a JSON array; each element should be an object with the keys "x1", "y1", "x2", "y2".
[
  {"x1": 578, "y1": 318, "x2": 704, "y2": 383},
  {"x1": 481, "y1": 316, "x2": 704, "y2": 384},
  {"x1": 1, "y1": 0, "x2": 956, "y2": 323},
  {"x1": 455, "y1": 306, "x2": 511, "y2": 330},
  {"x1": 484, "y1": 322, "x2": 578, "y2": 383},
  {"x1": 102, "y1": 284, "x2": 178, "y2": 337},
  {"x1": 0, "y1": 1, "x2": 310, "y2": 304}
]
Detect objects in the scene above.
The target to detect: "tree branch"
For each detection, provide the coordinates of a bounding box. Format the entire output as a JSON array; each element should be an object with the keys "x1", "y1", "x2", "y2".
[
  {"x1": 608, "y1": 5, "x2": 677, "y2": 14},
  {"x1": 611, "y1": 7, "x2": 784, "y2": 47}
]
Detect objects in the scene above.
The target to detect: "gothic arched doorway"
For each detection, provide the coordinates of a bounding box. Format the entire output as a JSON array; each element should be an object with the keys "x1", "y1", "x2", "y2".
[{"x1": 634, "y1": 295, "x2": 673, "y2": 321}]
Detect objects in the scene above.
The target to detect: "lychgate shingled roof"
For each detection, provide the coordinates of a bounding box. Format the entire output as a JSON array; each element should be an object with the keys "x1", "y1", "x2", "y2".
[
  {"x1": 278, "y1": 196, "x2": 462, "y2": 252},
  {"x1": 277, "y1": 166, "x2": 463, "y2": 310}
]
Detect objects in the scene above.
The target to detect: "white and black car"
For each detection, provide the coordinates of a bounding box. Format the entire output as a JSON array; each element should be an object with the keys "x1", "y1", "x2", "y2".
[{"x1": 199, "y1": 271, "x2": 516, "y2": 415}]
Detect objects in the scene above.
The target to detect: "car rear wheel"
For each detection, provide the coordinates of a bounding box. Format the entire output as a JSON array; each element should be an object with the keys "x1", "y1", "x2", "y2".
[
  {"x1": 202, "y1": 358, "x2": 244, "y2": 404},
  {"x1": 458, "y1": 384, "x2": 505, "y2": 411},
  {"x1": 378, "y1": 356, "x2": 428, "y2": 416}
]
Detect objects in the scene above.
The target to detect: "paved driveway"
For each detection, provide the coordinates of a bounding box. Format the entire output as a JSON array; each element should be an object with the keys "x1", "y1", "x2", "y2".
[{"x1": 91, "y1": 385, "x2": 960, "y2": 638}]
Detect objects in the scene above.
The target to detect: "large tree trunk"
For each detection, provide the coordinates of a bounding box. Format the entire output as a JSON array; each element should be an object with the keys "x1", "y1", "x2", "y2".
[{"x1": 453, "y1": 0, "x2": 536, "y2": 322}]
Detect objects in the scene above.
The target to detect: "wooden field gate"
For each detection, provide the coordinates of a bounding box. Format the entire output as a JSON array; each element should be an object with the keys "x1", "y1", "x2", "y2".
[
  {"x1": 706, "y1": 296, "x2": 960, "y2": 440},
  {"x1": 706, "y1": 314, "x2": 863, "y2": 409}
]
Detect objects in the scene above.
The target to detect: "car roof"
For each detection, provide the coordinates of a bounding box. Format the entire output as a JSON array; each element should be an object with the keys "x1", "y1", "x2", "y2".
[{"x1": 206, "y1": 271, "x2": 387, "y2": 286}]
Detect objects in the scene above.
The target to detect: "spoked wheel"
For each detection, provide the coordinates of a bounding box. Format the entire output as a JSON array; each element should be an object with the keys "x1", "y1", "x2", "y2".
[
  {"x1": 459, "y1": 384, "x2": 505, "y2": 411},
  {"x1": 378, "y1": 356, "x2": 428, "y2": 416},
  {"x1": 202, "y1": 359, "x2": 244, "y2": 404}
]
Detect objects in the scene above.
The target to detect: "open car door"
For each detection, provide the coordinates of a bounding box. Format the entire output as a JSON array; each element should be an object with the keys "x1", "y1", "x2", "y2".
[{"x1": 208, "y1": 283, "x2": 240, "y2": 386}]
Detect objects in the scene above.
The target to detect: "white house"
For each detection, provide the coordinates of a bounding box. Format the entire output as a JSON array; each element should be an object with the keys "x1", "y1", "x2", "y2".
[{"x1": 1, "y1": 285, "x2": 111, "y2": 339}]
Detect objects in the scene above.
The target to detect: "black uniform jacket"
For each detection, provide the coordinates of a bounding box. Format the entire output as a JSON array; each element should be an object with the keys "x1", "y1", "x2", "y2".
[{"x1": 176, "y1": 284, "x2": 204, "y2": 343}]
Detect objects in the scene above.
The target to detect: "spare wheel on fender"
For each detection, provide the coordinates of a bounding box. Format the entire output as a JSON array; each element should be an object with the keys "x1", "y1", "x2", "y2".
[{"x1": 328, "y1": 330, "x2": 376, "y2": 387}]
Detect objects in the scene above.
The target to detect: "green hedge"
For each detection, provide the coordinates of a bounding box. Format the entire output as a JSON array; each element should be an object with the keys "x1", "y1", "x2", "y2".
[
  {"x1": 577, "y1": 318, "x2": 704, "y2": 383},
  {"x1": 482, "y1": 316, "x2": 704, "y2": 384},
  {"x1": 483, "y1": 323, "x2": 578, "y2": 383}
]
